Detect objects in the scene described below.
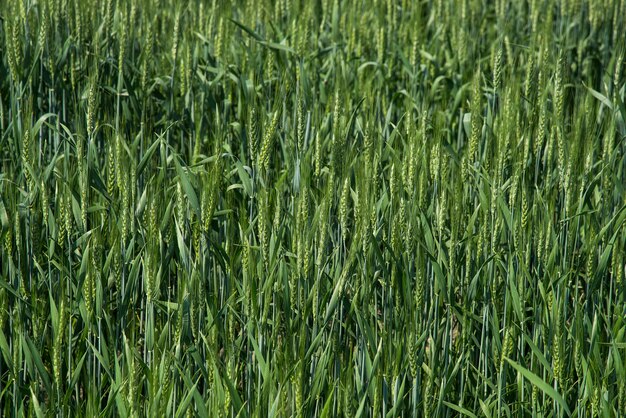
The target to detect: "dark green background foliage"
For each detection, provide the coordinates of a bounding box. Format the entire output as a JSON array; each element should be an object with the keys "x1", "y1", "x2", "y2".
[{"x1": 1, "y1": 0, "x2": 625, "y2": 416}]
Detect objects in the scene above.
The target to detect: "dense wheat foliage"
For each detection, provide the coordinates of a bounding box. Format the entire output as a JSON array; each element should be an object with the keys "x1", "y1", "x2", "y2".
[{"x1": 1, "y1": 0, "x2": 625, "y2": 416}]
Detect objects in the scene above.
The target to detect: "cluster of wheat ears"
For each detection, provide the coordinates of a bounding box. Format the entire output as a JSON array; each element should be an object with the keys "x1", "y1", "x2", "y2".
[{"x1": 1, "y1": 0, "x2": 625, "y2": 416}]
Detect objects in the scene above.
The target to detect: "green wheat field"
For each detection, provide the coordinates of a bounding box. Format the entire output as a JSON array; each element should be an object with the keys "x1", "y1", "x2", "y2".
[{"x1": 1, "y1": 0, "x2": 625, "y2": 416}]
